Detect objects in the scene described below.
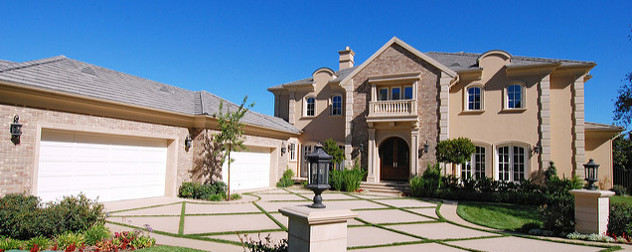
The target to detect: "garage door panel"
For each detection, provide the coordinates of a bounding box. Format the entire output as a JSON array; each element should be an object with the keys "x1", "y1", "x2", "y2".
[
  {"x1": 38, "y1": 130, "x2": 168, "y2": 202},
  {"x1": 222, "y1": 150, "x2": 270, "y2": 191}
]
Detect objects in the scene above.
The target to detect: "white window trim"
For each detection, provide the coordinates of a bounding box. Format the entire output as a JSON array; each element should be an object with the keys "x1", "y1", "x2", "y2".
[
  {"x1": 504, "y1": 81, "x2": 526, "y2": 111},
  {"x1": 494, "y1": 143, "x2": 530, "y2": 182},
  {"x1": 463, "y1": 84, "x2": 485, "y2": 112},
  {"x1": 330, "y1": 94, "x2": 343, "y2": 116},
  {"x1": 304, "y1": 95, "x2": 316, "y2": 117},
  {"x1": 289, "y1": 143, "x2": 297, "y2": 162}
]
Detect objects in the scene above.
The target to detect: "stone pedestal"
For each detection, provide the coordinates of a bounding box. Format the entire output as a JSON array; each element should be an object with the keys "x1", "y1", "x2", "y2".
[
  {"x1": 569, "y1": 189, "x2": 615, "y2": 234},
  {"x1": 279, "y1": 205, "x2": 357, "y2": 252}
]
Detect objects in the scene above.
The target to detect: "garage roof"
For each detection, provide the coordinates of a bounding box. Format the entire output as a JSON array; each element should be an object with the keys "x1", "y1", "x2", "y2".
[{"x1": 0, "y1": 55, "x2": 300, "y2": 134}]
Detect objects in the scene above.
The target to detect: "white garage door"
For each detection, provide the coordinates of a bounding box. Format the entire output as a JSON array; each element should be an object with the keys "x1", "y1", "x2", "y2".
[
  {"x1": 222, "y1": 149, "x2": 271, "y2": 191},
  {"x1": 37, "y1": 130, "x2": 168, "y2": 202}
]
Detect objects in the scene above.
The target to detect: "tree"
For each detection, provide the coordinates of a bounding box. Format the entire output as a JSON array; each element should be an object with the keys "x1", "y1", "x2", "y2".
[
  {"x1": 613, "y1": 28, "x2": 632, "y2": 128},
  {"x1": 191, "y1": 132, "x2": 225, "y2": 184},
  {"x1": 435, "y1": 137, "x2": 476, "y2": 176},
  {"x1": 322, "y1": 138, "x2": 344, "y2": 170},
  {"x1": 213, "y1": 96, "x2": 253, "y2": 201}
]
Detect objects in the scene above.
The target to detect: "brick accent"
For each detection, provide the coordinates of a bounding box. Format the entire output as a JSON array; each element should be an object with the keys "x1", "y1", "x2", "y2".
[{"x1": 350, "y1": 44, "x2": 441, "y2": 174}]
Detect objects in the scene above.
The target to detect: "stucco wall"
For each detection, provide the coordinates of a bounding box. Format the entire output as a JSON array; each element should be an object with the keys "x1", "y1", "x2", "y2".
[
  {"x1": 550, "y1": 76, "x2": 574, "y2": 178},
  {"x1": 351, "y1": 44, "x2": 441, "y2": 174},
  {"x1": 585, "y1": 131, "x2": 615, "y2": 189},
  {"x1": 0, "y1": 104, "x2": 193, "y2": 197}
]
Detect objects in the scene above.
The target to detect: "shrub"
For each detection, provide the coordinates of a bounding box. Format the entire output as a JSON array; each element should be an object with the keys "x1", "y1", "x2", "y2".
[
  {"x1": 611, "y1": 185, "x2": 629, "y2": 196},
  {"x1": 276, "y1": 169, "x2": 295, "y2": 188},
  {"x1": 539, "y1": 192, "x2": 575, "y2": 235},
  {"x1": 0, "y1": 193, "x2": 51, "y2": 240},
  {"x1": 329, "y1": 169, "x2": 345, "y2": 191},
  {"x1": 83, "y1": 223, "x2": 111, "y2": 246},
  {"x1": 24, "y1": 236, "x2": 51, "y2": 251},
  {"x1": 49, "y1": 194, "x2": 105, "y2": 234},
  {"x1": 0, "y1": 237, "x2": 22, "y2": 251},
  {"x1": 518, "y1": 222, "x2": 542, "y2": 233},
  {"x1": 240, "y1": 233, "x2": 288, "y2": 252},
  {"x1": 178, "y1": 181, "x2": 228, "y2": 201},
  {"x1": 608, "y1": 202, "x2": 632, "y2": 237},
  {"x1": 410, "y1": 164, "x2": 442, "y2": 197},
  {"x1": 328, "y1": 164, "x2": 366, "y2": 192},
  {"x1": 54, "y1": 232, "x2": 86, "y2": 251}
]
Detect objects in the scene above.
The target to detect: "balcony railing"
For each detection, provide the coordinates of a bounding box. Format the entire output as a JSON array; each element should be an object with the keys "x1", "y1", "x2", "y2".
[{"x1": 368, "y1": 100, "x2": 417, "y2": 117}]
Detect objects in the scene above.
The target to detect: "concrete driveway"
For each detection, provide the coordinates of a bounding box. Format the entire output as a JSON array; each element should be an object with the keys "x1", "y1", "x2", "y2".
[{"x1": 104, "y1": 188, "x2": 621, "y2": 252}]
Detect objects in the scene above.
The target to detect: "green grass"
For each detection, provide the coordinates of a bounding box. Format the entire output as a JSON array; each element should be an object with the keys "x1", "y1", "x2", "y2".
[
  {"x1": 136, "y1": 245, "x2": 206, "y2": 252},
  {"x1": 611, "y1": 195, "x2": 632, "y2": 206},
  {"x1": 456, "y1": 201, "x2": 541, "y2": 231}
]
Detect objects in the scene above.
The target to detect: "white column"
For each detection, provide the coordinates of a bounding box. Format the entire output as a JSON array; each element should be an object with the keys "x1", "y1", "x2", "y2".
[
  {"x1": 410, "y1": 129, "x2": 419, "y2": 176},
  {"x1": 367, "y1": 128, "x2": 377, "y2": 183},
  {"x1": 344, "y1": 85, "x2": 354, "y2": 166}
]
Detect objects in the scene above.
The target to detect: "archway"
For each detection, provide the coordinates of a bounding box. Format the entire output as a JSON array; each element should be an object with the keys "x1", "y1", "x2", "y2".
[{"x1": 379, "y1": 137, "x2": 410, "y2": 181}]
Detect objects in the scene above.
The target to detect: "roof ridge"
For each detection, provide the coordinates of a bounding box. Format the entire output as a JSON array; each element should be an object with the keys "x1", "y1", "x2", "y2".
[
  {"x1": 427, "y1": 51, "x2": 593, "y2": 64},
  {"x1": 0, "y1": 55, "x2": 67, "y2": 73}
]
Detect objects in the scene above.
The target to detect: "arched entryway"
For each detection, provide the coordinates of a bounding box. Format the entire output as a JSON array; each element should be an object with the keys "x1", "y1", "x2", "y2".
[{"x1": 379, "y1": 137, "x2": 410, "y2": 181}]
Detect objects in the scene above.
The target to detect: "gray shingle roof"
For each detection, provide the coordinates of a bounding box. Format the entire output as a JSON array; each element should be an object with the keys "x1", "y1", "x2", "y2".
[
  {"x1": 585, "y1": 122, "x2": 624, "y2": 131},
  {"x1": 268, "y1": 66, "x2": 358, "y2": 90},
  {"x1": 425, "y1": 52, "x2": 594, "y2": 72},
  {"x1": 0, "y1": 56, "x2": 300, "y2": 134}
]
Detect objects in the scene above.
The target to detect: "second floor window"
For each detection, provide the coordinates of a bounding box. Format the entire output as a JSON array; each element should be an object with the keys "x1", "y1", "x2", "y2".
[
  {"x1": 391, "y1": 87, "x2": 401, "y2": 100},
  {"x1": 507, "y1": 84, "x2": 522, "y2": 109},
  {"x1": 377, "y1": 85, "x2": 414, "y2": 101},
  {"x1": 306, "y1": 97, "x2": 315, "y2": 116},
  {"x1": 404, "y1": 86, "x2": 413, "y2": 100},
  {"x1": 467, "y1": 87, "x2": 482, "y2": 110},
  {"x1": 331, "y1": 95, "x2": 342, "y2": 115}
]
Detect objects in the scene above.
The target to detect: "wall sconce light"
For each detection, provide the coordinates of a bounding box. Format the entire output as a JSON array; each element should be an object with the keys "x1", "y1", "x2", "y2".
[
  {"x1": 184, "y1": 135, "x2": 192, "y2": 150},
  {"x1": 532, "y1": 145, "x2": 541, "y2": 154},
  {"x1": 359, "y1": 143, "x2": 364, "y2": 153},
  {"x1": 281, "y1": 143, "x2": 286, "y2": 156},
  {"x1": 10, "y1": 115, "x2": 22, "y2": 145},
  {"x1": 423, "y1": 141, "x2": 429, "y2": 153}
]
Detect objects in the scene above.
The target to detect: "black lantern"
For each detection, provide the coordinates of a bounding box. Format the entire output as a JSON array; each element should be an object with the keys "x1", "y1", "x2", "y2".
[
  {"x1": 184, "y1": 135, "x2": 192, "y2": 150},
  {"x1": 10, "y1": 115, "x2": 22, "y2": 145},
  {"x1": 281, "y1": 143, "x2": 286, "y2": 156},
  {"x1": 306, "y1": 145, "x2": 332, "y2": 208},
  {"x1": 583, "y1": 159, "x2": 599, "y2": 190},
  {"x1": 423, "y1": 141, "x2": 429, "y2": 153}
]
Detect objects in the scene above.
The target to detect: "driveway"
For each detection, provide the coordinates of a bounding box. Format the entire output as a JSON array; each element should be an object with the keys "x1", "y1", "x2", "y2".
[{"x1": 104, "y1": 188, "x2": 621, "y2": 252}]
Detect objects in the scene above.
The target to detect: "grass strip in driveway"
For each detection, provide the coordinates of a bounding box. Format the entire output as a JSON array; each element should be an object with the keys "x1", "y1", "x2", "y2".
[
  {"x1": 109, "y1": 201, "x2": 184, "y2": 214},
  {"x1": 252, "y1": 202, "x2": 287, "y2": 230},
  {"x1": 107, "y1": 220, "x2": 244, "y2": 246},
  {"x1": 185, "y1": 228, "x2": 285, "y2": 237},
  {"x1": 347, "y1": 240, "x2": 433, "y2": 250},
  {"x1": 178, "y1": 202, "x2": 186, "y2": 235},
  {"x1": 282, "y1": 188, "x2": 312, "y2": 200}
]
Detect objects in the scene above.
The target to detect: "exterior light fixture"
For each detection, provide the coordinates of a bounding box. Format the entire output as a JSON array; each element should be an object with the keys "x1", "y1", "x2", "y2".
[
  {"x1": 306, "y1": 145, "x2": 332, "y2": 208},
  {"x1": 281, "y1": 143, "x2": 286, "y2": 156},
  {"x1": 10, "y1": 115, "x2": 22, "y2": 145},
  {"x1": 423, "y1": 141, "x2": 429, "y2": 153},
  {"x1": 532, "y1": 145, "x2": 541, "y2": 154},
  {"x1": 184, "y1": 135, "x2": 192, "y2": 150},
  {"x1": 583, "y1": 159, "x2": 599, "y2": 190},
  {"x1": 359, "y1": 143, "x2": 364, "y2": 153}
]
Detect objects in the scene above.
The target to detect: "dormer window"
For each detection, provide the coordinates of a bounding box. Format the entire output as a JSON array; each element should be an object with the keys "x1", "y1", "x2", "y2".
[{"x1": 306, "y1": 97, "x2": 315, "y2": 116}]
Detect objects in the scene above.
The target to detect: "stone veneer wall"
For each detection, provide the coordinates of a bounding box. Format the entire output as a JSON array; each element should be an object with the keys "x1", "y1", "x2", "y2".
[
  {"x1": 351, "y1": 44, "x2": 441, "y2": 174},
  {"x1": 0, "y1": 104, "x2": 193, "y2": 196}
]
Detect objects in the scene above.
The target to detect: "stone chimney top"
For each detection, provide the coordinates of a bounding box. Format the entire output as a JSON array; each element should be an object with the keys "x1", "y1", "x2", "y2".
[{"x1": 338, "y1": 46, "x2": 355, "y2": 70}]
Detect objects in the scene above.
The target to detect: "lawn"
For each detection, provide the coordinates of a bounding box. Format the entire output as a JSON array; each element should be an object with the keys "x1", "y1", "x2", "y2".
[
  {"x1": 456, "y1": 201, "x2": 541, "y2": 231},
  {"x1": 611, "y1": 195, "x2": 632, "y2": 206},
  {"x1": 137, "y1": 245, "x2": 206, "y2": 252}
]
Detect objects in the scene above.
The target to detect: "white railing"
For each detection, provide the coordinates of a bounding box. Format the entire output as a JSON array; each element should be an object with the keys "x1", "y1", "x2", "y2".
[{"x1": 369, "y1": 100, "x2": 417, "y2": 117}]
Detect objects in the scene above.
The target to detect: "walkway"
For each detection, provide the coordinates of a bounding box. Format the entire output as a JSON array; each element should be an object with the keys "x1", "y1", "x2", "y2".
[{"x1": 104, "y1": 187, "x2": 623, "y2": 251}]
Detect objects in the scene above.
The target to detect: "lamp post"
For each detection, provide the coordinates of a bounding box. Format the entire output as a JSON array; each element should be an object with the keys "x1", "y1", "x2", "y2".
[
  {"x1": 583, "y1": 159, "x2": 599, "y2": 190},
  {"x1": 10, "y1": 115, "x2": 22, "y2": 145},
  {"x1": 306, "y1": 145, "x2": 331, "y2": 208}
]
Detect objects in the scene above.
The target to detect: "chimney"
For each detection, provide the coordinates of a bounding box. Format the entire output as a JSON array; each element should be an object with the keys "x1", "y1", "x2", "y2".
[{"x1": 338, "y1": 46, "x2": 355, "y2": 70}]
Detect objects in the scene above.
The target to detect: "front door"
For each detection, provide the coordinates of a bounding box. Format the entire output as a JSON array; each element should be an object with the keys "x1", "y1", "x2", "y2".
[{"x1": 379, "y1": 137, "x2": 409, "y2": 181}]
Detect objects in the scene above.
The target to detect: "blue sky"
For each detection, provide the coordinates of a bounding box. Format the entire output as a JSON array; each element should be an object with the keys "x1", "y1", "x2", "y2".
[{"x1": 1, "y1": 1, "x2": 630, "y2": 125}]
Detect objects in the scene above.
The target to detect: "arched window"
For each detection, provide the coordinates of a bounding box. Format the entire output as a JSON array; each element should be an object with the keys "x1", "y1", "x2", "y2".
[
  {"x1": 507, "y1": 84, "x2": 523, "y2": 109},
  {"x1": 331, "y1": 95, "x2": 342, "y2": 115},
  {"x1": 306, "y1": 97, "x2": 315, "y2": 116},
  {"x1": 467, "y1": 86, "x2": 482, "y2": 110}
]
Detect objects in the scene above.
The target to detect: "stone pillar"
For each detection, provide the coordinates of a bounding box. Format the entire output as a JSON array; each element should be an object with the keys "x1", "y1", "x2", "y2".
[
  {"x1": 410, "y1": 128, "x2": 419, "y2": 176},
  {"x1": 572, "y1": 75, "x2": 586, "y2": 178},
  {"x1": 367, "y1": 128, "x2": 377, "y2": 183},
  {"x1": 289, "y1": 92, "x2": 296, "y2": 125},
  {"x1": 439, "y1": 72, "x2": 452, "y2": 141},
  {"x1": 538, "y1": 74, "x2": 551, "y2": 170},
  {"x1": 569, "y1": 189, "x2": 615, "y2": 234},
  {"x1": 279, "y1": 205, "x2": 357, "y2": 252}
]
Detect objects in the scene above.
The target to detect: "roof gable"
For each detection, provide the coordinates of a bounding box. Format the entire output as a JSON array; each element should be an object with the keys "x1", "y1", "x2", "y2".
[{"x1": 339, "y1": 37, "x2": 457, "y2": 86}]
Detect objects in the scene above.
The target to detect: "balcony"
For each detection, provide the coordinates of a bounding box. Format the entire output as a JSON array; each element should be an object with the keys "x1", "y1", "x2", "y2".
[{"x1": 367, "y1": 100, "x2": 417, "y2": 122}]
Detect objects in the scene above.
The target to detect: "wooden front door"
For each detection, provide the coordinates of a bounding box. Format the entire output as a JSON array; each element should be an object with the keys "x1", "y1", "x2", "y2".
[{"x1": 379, "y1": 137, "x2": 410, "y2": 181}]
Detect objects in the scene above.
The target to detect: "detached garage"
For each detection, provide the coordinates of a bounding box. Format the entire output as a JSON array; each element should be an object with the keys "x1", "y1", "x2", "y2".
[{"x1": 37, "y1": 130, "x2": 169, "y2": 202}]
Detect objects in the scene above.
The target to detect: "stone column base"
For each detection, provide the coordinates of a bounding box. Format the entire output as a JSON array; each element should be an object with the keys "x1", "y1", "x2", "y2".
[
  {"x1": 569, "y1": 189, "x2": 615, "y2": 234},
  {"x1": 279, "y1": 205, "x2": 358, "y2": 252}
]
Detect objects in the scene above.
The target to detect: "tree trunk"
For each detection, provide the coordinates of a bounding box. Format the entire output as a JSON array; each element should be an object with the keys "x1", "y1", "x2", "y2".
[{"x1": 227, "y1": 149, "x2": 231, "y2": 201}]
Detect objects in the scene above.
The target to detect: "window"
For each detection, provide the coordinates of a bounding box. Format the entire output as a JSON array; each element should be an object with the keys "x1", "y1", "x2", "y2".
[
  {"x1": 507, "y1": 84, "x2": 522, "y2": 109},
  {"x1": 404, "y1": 86, "x2": 413, "y2": 100},
  {"x1": 467, "y1": 87, "x2": 482, "y2": 110},
  {"x1": 306, "y1": 97, "x2": 315, "y2": 116},
  {"x1": 289, "y1": 143, "x2": 296, "y2": 161},
  {"x1": 497, "y1": 145, "x2": 525, "y2": 181},
  {"x1": 391, "y1": 87, "x2": 401, "y2": 100},
  {"x1": 331, "y1": 95, "x2": 342, "y2": 115},
  {"x1": 463, "y1": 146, "x2": 485, "y2": 179},
  {"x1": 378, "y1": 88, "x2": 388, "y2": 101}
]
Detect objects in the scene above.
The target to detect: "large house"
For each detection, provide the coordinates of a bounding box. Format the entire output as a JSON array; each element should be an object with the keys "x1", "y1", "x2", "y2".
[{"x1": 268, "y1": 37, "x2": 622, "y2": 188}]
